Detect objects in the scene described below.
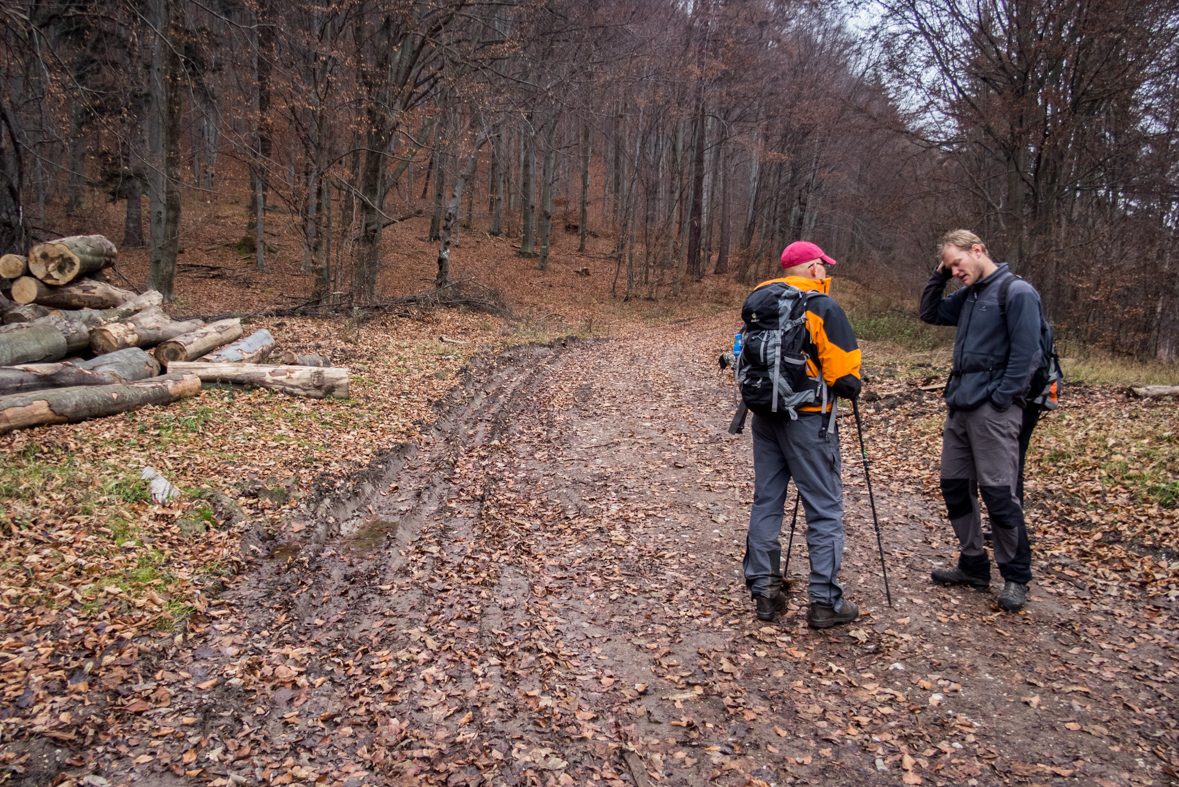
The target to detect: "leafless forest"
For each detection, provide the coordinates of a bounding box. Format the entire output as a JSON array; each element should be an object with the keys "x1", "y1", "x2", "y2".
[{"x1": 1, "y1": 0, "x2": 1177, "y2": 357}]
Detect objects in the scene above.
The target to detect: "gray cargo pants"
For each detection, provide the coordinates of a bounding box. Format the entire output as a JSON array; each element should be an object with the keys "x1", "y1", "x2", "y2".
[
  {"x1": 744, "y1": 412, "x2": 847, "y2": 610},
  {"x1": 940, "y1": 405, "x2": 1033, "y2": 584}
]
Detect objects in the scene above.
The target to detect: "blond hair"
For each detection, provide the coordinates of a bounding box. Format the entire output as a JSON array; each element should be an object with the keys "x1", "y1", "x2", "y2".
[{"x1": 939, "y1": 229, "x2": 989, "y2": 258}]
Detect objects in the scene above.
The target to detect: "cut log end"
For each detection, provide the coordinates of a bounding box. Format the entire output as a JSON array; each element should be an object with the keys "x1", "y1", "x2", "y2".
[
  {"x1": 29, "y1": 236, "x2": 118, "y2": 286},
  {"x1": 10, "y1": 276, "x2": 50, "y2": 305},
  {"x1": 0, "y1": 254, "x2": 27, "y2": 279}
]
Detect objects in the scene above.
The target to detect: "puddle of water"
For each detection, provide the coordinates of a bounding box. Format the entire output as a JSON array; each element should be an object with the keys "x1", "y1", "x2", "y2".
[
  {"x1": 349, "y1": 518, "x2": 400, "y2": 554},
  {"x1": 266, "y1": 540, "x2": 303, "y2": 562}
]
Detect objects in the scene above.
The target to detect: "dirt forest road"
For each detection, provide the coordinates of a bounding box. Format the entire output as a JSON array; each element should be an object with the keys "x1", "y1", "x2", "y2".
[{"x1": 33, "y1": 315, "x2": 1178, "y2": 787}]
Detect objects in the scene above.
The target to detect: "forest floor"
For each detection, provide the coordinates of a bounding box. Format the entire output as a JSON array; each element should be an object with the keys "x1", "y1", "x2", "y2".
[{"x1": 2, "y1": 205, "x2": 1178, "y2": 787}]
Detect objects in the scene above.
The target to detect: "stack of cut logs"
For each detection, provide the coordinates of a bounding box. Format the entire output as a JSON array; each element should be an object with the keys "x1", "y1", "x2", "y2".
[{"x1": 0, "y1": 235, "x2": 349, "y2": 436}]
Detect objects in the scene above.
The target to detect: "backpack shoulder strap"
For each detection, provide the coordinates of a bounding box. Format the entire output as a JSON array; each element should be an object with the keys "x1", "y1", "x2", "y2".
[{"x1": 997, "y1": 273, "x2": 1021, "y2": 318}]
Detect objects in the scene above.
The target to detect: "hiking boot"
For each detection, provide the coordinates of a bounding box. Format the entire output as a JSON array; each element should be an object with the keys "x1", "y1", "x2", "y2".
[
  {"x1": 931, "y1": 566, "x2": 990, "y2": 590},
  {"x1": 755, "y1": 591, "x2": 787, "y2": 621},
  {"x1": 998, "y1": 581, "x2": 1029, "y2": 611},
  {"x1": 807, "y1": 600, "x2": 859, "y2": 629}
]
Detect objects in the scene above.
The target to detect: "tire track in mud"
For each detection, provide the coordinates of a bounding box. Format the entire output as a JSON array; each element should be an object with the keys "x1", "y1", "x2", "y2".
[{"x1": 67, "y1": 320, "x2": 1179, "y2": 787}]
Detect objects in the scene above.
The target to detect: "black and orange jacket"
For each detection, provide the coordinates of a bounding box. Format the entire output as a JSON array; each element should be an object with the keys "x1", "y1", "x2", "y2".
[{"x1": 751, "y1": 275, "x2": 862, "y2": 411}]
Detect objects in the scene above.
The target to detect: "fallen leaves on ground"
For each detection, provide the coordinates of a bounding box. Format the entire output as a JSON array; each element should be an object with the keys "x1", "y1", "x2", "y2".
[{"x1": 1, "y1": 268, "x2": 1176, "y2": 787}]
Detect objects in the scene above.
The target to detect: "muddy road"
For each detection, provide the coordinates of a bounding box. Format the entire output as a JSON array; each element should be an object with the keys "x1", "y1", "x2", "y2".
[{"x1": 23, "y1": 316, "x2": 1179, "y2": 787}]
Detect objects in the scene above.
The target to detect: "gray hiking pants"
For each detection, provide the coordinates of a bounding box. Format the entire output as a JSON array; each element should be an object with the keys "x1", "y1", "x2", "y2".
[
  {"x1": 940, "y1": 405, "x2": 1032, "y2": 584},
  {"x1": 745, "y1": 412, "x2": 847, "y2": 610}
]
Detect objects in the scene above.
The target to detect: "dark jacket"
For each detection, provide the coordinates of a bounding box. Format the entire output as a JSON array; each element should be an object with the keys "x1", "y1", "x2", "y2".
[{"x1": 919, "y1": 263, "x2": 1042, "y2": 411}]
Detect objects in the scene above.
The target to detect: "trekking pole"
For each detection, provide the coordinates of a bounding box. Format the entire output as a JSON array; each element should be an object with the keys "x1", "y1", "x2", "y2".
[
  {"x1": 852, "y1": 397, "x2": 892, "y2": 607},
  {"x1": 783, "y1": 488, "x2": 801, "y2": 584}
]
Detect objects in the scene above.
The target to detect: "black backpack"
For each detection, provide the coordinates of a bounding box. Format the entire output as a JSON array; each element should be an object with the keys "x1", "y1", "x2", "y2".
[
  {"x1": 999, "y1": 274, "x2": 1062, "y2": 411},
  {"x1": 735, "y1": 281, "x2": 824, "y2": 419}
]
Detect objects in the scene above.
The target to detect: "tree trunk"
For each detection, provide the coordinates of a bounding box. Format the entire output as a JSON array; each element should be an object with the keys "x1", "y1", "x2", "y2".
[
  {"x1": 203, "y1": 329, "x2": 275, "y2": 363},
  {"x1": 122, "y1": 26, "x2": 148, "y2": 250},
  {"x1": 493, "y1": 127, "x2": 506, "y2": 236},
  {"x1": 27, "y1": 235, "x2": 118, "y2": 285},
  {"x1": 611, "y1": 106, "x2": 622, "y2": 225},
  {"x1": 354, "y1": 132, "x2": 389, "y2": 301},
  {"x1": 147, "y1": 0, "x2": 165, "y2": 293},
  {"x1": 436, "y1": 130, "x2": 490, "y2": 287},
  {"x1": 685, "y1": 99, "x2": 707, "y2": 280},
  {"x1": 155, "y1": 318, "x2": 244, "y2": 364},
  {"x1": 674, "y1": 126, "x2": 696, "y2": 298},
  {"x1": 65, "y1": 104, "x2": 86, "y2": 216},
  {"x1": 742, "y1": 124, "x2": 761, "y2": 250},
  {"x1": 123, "y1": 175, "x2": 144, "y2": 249},
  {"x1": 0, "y1": 372, "x2": 201, "y2": 435},
  {"x1": 429, "y1": 118, "x2": 446, "y2": 242},
  {"x1": 0, "y1": 348, "x2": 160, "y2": 396},
  {"x1": 304, "y1": 140, "x2": 320, "y2": 274},
  {"x1": 714, "y1": 142, "x2": 731, "y2": 275},
  {"x1": 89, "y1": 307, "x2": 204, "y2": 354},
  {"x1": 537, "y1": 123, "x2": 556, "y2": 271},
  {"x1": 0, "y1": 99, "x2": 27, "y2": 255},
  {"x1": 313, "y1": 177, "x2": 332, "y2": 303},
  {"x1": 488, "y1": 126, "x2": 502, "y2": 236},
  {"x1": 15, "y1": 277, "x2": 136, "y2": 309},
  {"x1": 0, "y1": 322, "x2": 69, "y2": 365},
  {"x1": 701, "y1": 116, "x2": 718, "y2": 275},
  {"x1": 248, "y1": 0, "x2": 274, "y2": 272},
  {"x1": 167, "y1": 361, "x2": 348, "y2": 399},
  {"x1": 254, "y1": 170, "x2": 267, "y2": 271},
  {"x1": 352, "y1": 6, "x2": 396, "y2": 305},
  {"x1": 579, "y1": 123, "x2": 590, "y2": 253},
  {"x1": 148, "y1": 0, "x2": 182, "y2": 301},
  {"x1": 519, "y1": 117, "x2": 537, "y2": 257},
  {"x1": 0, "y1": 254, "x2": 26, "y2": 279}
]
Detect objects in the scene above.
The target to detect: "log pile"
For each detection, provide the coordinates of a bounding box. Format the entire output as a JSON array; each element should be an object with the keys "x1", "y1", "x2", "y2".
[{"x1": 0, "y1": 234, "x2": 350, "y2": 434}]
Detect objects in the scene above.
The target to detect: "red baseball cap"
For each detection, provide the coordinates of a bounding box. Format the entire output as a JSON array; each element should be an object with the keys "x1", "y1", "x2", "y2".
[{"x1": 781, "y1": 241, "x2": 837, "y2": 268}]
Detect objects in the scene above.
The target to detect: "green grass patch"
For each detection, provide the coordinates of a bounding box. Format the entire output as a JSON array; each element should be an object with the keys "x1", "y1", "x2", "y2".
[
  {"x1": 1033, "y1": 410, "x2": 1179, "y2": 510},
  {"x1": 1057, "y1": 342, "x2": 1179, "y2": 387},
  {"x1": 848, "y1": 308, "x2": 954, "y2": 352},
  {"x1": 157, "y1": 600, "x2": 196, "y2": 631}
]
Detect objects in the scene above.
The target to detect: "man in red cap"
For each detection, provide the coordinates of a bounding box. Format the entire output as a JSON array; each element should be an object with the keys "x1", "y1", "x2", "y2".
[{"x1": 740, "y1": 241, "x2": 863, "y2": 628}]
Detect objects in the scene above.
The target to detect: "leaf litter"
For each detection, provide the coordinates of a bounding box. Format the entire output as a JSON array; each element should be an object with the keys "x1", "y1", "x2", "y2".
[{"x1": 1, "y1": 293, "x2": 1177, "y2": 786}]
